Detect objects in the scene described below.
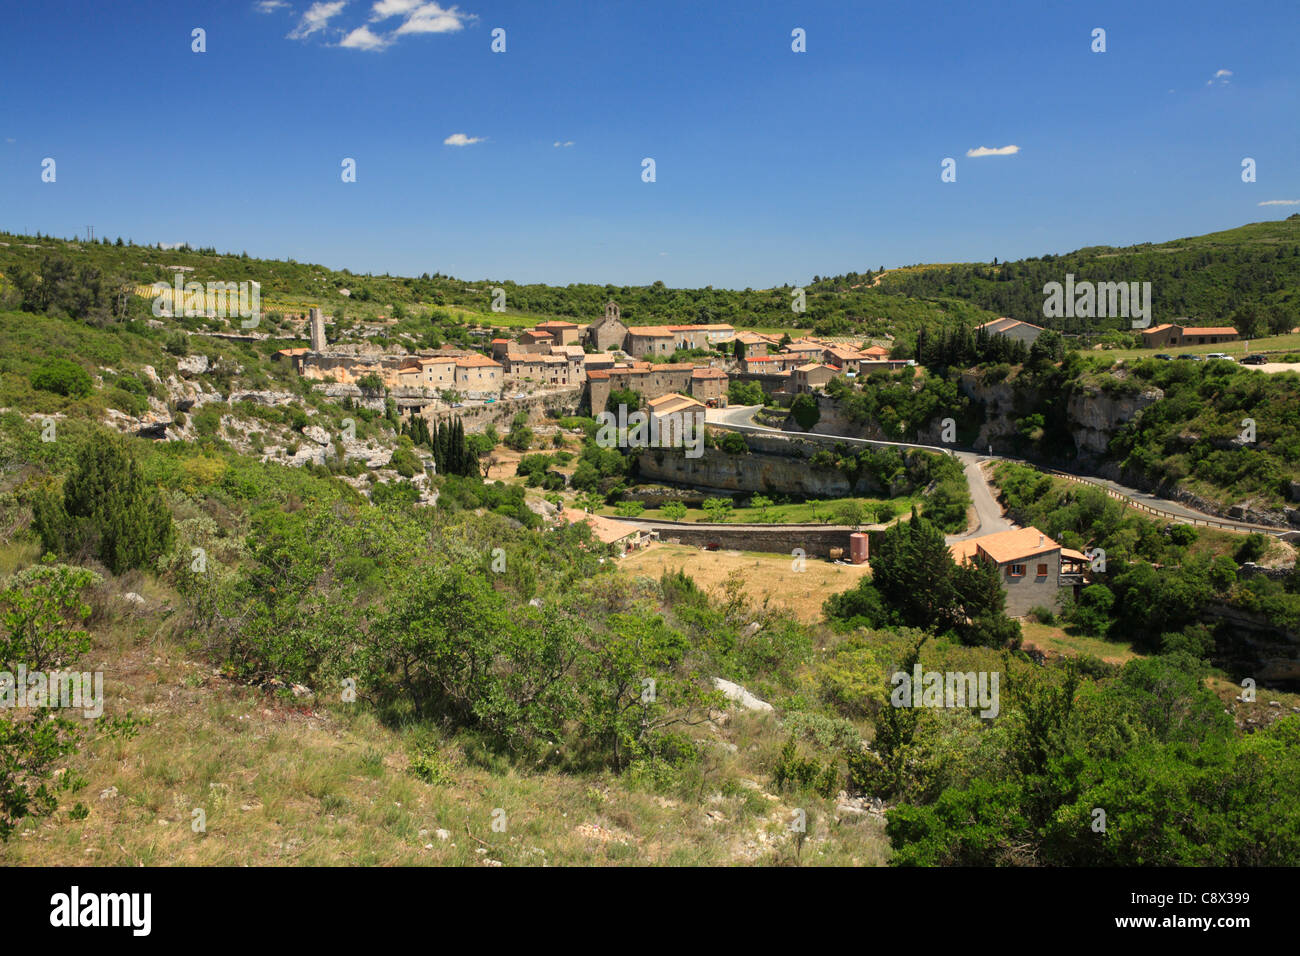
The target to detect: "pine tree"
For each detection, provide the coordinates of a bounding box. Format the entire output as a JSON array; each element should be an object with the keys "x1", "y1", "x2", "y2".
[{"x1": 34, "y1": 434, "x2": 173, "y2": 574}]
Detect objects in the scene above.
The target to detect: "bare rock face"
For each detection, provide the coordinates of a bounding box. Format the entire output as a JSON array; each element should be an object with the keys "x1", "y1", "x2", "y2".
[
  {"x1": 340, "y1": 437, "x2": 391, "y2": 467},
  {"x1": 303, "y1": 425, "x2": 332, "y2": 446},
  {"x1": 228, "y1": 389, "x2": 297, "y2": 406},
  {"x1": 713, "y1": 678, "x2": 774, "y2": 713},
  {"x1": 176, "y1": 354, "x2": 210, "y2": 375},
  {"x1": 1065, "y1": 384, "x2": 1162, "y2": 458},
  {"x1": 103, "y1": 406, "x2": 173, "y2": 440},
  {"x1": 164, "y1": 373, "x2": 223, "y2": 412}
]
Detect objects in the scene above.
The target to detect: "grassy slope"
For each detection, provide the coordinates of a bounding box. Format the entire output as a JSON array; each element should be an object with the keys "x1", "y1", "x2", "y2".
[
  {"x1": 0, "y1": 524, "x2": 891, "y2": 866},
  {"x1": 874, "y1": 216, "x2": 1300, "y2": 329}
]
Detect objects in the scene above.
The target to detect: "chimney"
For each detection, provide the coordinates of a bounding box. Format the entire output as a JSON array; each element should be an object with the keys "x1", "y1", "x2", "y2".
[{"x1": 1038, "y1": 534, "x2": 1044, "y2": 547}]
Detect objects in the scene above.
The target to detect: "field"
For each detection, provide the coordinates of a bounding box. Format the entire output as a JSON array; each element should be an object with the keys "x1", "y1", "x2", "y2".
[
  {"x1": 620, "y1": 543, "x2": 870, "y2": 623},
  {"x1": 600, "y1": 496, "x2": 917, "y2": 526}
]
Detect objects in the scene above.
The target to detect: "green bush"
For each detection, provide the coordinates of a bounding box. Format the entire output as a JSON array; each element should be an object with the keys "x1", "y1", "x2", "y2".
[
  {"x1": 33, "y1": 433, "x2": 174, "y2": 574},
  {"x1": 30, "y1": 359, "x2": 92, "y2": 399}
]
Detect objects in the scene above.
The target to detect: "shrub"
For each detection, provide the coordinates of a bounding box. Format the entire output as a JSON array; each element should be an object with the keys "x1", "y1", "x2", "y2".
[
  {"x1": 33, "y1": 433, "x2": 174, "y2": 574},
  {"x1": 30, "y1": 359, "x2": 92, "y2": 399},
  {"x1": 660, "y1": 501, "x2": 688, "y2": 521},
  {"x1": 1235, "y1": 533, "x2": 1269, "y2": 564},
  {"x1": 790, "y1": 393, "x2": 821, "y2": 430}
]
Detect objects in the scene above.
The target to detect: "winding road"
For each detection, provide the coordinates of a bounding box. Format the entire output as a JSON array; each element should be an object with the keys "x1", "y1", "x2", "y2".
[{"x1": 705, "y1": 405, "x2": 1293, "y2": 539}]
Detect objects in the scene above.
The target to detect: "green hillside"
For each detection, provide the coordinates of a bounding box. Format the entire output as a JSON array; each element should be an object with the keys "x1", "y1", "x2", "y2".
[
  {"x1": 859, "y1": 216, "x2": 1300, "y2": 336},
  {"x1": 0, "y1": 229, "x2": 992, "y2": 342}
]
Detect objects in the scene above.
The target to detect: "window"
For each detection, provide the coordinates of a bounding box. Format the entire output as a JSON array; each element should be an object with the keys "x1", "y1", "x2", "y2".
[
  {"x1": 1037, "y1": 563, "x2": 1048, "y2": 576},
  {"x1": 1008, "y1": 563, "x2": 1026, "y2": 577}
]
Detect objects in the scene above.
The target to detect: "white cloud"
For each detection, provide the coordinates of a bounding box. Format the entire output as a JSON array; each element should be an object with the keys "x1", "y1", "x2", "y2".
[
  {"x1": 394, "y1": 3, "x2": 472, "y2": 35},
  {"x1": 1207, "y1": 68, "x2": 1232, "y2": 86},
  {"x1": 1258, "y1": 199, "x2": 1300, "y2": 206},
  {"x1": 444, "y1": 133, "x2": 483, "y2": 146},
  {"x1": 4, "y1": 138, "x2": 14, "y2": 144},
  {"x1": 553, "y1": 140, "x2": 574, "y2": 147},
  {"x1": 340, "y1": 25, "x2": 389, "y2": 50},
  {"x1": 369, "y1": 0, "x2": 422, "y2": 19},
  {"x1": 289, "y1": 1, "x2": 347, "y2": 40},
  {"x1": 159, "y1": 242, "x2": 188, "y2": 250},
  {"x1": 255, "y1": 1, "x2": 289, "y2": 12},
  {"x1": 966, "y1": 145, "x2": 1020, "y2": 158}
]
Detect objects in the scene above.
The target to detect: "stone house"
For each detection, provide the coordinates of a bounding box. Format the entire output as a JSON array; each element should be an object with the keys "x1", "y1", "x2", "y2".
[
  {"x1": 791, "y1": 362, "x2": 839, "y2": 392},
  {"x1": 626, "y1": 326, "x2": 677, "y2": 358},
  {"x1": 949, "y1": 526, "x2": 1087, "y2": 616},
  {"x1": 535, "y1": 320, "x2": 582, "y2": 346},
  {"x1": 587, "y1": 362, "x2": 727, "y2": 415},
  {"x1": 453, "y1": 354, "x2": 503, "y2": 393},
  {"x1": 516, "y1": 330, "x2": 556, "y2": 354}
]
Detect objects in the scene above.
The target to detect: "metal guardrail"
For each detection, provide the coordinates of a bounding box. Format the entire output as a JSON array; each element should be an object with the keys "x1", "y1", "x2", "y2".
[{"x1": 1041, "y1": 469, "x2": 1290, "y2": 536}]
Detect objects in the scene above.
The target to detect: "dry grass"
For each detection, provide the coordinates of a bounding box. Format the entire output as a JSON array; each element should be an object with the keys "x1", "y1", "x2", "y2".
[
  {"x1": 0, "y1": 583, "x2": 889, "y2": 867},
  {"x1": 1019, "y1": 621, "x2": 1137, "y2": 664},
  {"x1": 621, "y1": 543, "x2": 870, "y2": 624}
]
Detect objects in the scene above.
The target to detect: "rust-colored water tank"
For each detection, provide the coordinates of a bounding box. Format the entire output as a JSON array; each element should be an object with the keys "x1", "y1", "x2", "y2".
[{"x1": 849, "y1": 532, "x2": 869, "y2": 565}]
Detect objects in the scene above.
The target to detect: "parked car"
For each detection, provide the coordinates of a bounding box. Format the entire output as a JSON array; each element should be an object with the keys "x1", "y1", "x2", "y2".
[
  {"x1": 1154, "y1": 353, "x2": 1174, "y2": 361},
  {"x1": 1206, "y1": 352, "x2": 1236, "y2": 362},
  {"x1": 1175, "y1": 354, "x2": 1203, "y2": 361},
  {"x1": 1242, "y1": 354, "x2": 1268, "y2": 365}
]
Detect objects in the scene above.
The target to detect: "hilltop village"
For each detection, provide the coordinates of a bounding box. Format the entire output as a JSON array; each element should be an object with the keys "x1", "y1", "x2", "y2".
[{"x1": 275, "y1": 300, "x2": 912, "y2": 419}]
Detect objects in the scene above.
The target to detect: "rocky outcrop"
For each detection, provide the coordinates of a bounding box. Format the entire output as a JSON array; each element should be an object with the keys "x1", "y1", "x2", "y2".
[
  {"x1": 1205, "y1": 603, "x2": 1300, "y2": 690},
  {"x1": 176, "y1": 354, "x2": 210, "y2": 375},
  {"x1": 228, "y1": 389, "x2": 297, "y2": 406},
  {"x1": 1065, "y1": 383, "x2": 1162, "y2": 459}
]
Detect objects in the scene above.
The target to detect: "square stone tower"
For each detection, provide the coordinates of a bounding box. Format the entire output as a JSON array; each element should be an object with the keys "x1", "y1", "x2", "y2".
[{"x1": 309, "y1": 307, "x2": 327, "y2": 351}]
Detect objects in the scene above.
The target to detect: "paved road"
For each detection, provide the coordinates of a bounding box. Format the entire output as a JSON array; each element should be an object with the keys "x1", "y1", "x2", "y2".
[{"x1": 705, "y1": 405, "x2": 1289, "y2": 538}]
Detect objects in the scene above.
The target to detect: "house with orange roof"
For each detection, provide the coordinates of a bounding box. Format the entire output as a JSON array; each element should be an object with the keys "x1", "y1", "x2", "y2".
[
  {"x1": 516, "y1": 329, "x2": 556, "y2": 354},
  {"x1": 822, "y1": 345, "x2": 868, "y2": 374},
  {"x1": 558, "y1": 508, "x2": 654, "y2": 556},
  {"x1": 949, "y1": 526, "x2": 1087, "y2": 615},
  {"x1": 734, "y1": 331, "x2": 779, "y2": 358},
  {"x1": 1140, "y1": 322, "x2": 1240, "y2": 348},
  {"x1": 535, "y1": 320, "x2": 582, "y2": 346},
  {"x1": 791, "y1": 362, "x2": 839, "y2": 393},
  {"x1": 453, "y1": 353, "x2": 503, "y2": 392}
]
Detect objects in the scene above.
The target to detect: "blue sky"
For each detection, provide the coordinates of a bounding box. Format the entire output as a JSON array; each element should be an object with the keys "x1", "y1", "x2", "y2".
[{"x1": 2, "y1": 0, "x2": 1297, "y2": 288}]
